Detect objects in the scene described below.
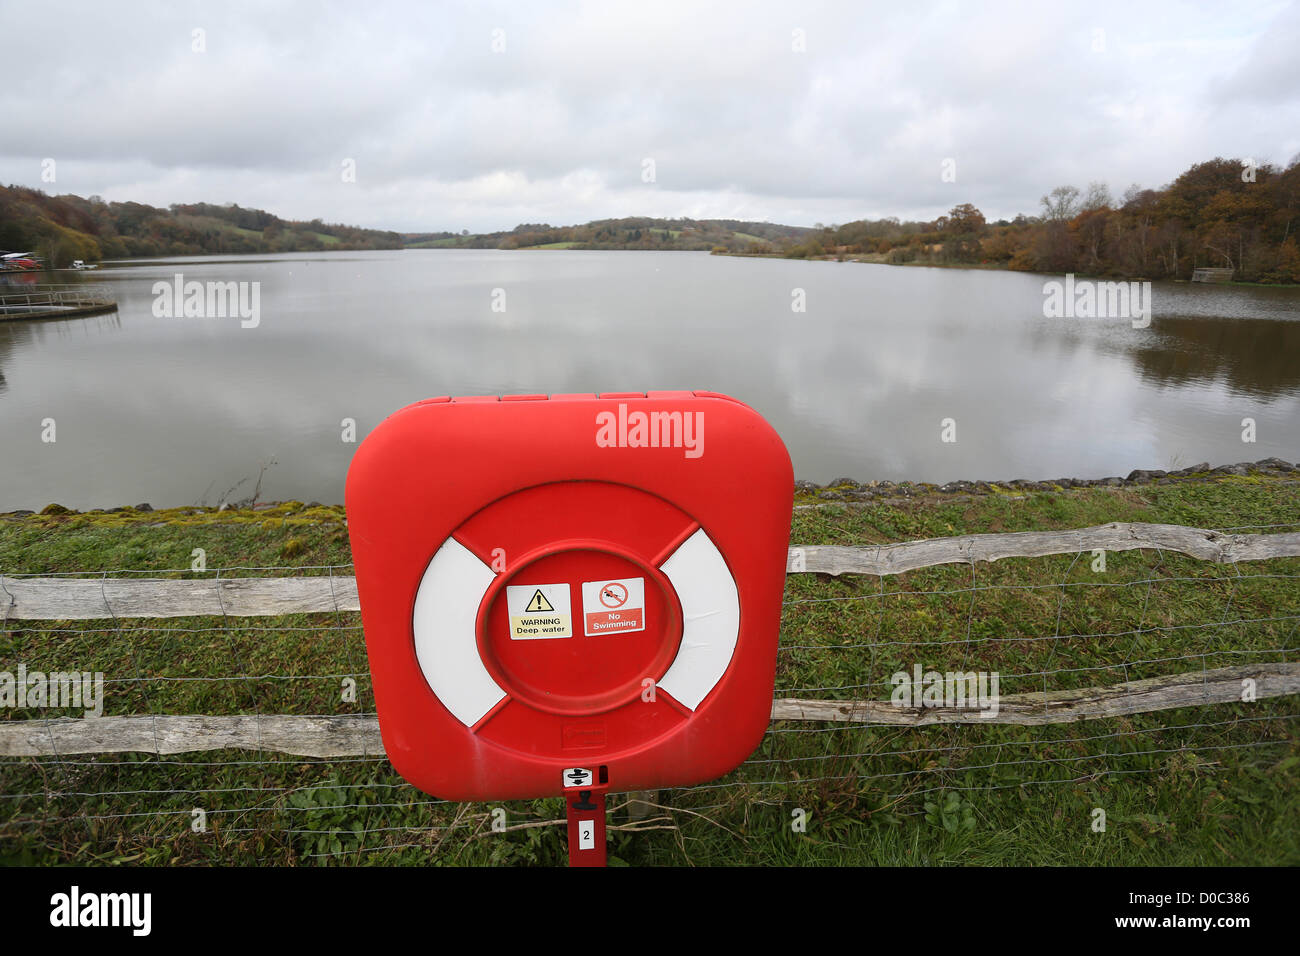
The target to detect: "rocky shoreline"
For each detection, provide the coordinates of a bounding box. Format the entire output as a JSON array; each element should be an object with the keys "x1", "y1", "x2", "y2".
[
  {"x1": 3, "y1": 458, "x2": 1297, "y2": 517},
  {"x1": 795, "y1": 457, "x2": 1298, "y2": 502}
]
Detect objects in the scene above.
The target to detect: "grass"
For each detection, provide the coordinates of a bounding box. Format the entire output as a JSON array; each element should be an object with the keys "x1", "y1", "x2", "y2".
[
  {"x1": 0, "y1": 475, "x2": 1296, "y2": 866},
  {"x1": 214, "y1": 225, "x2": 340, "y2": 247},
  {"x1": 405, "y1": 237, "x2": 464, "y2": 249}
]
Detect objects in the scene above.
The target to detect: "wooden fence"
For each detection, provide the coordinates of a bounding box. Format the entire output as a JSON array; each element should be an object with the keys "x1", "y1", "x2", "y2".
[{"x1": 2, "y1": 520, "x2": 1298, "y2": 758}]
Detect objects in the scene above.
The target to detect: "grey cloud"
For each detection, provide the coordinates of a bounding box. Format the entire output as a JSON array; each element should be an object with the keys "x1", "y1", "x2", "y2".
[{"x1": 1, "y1": 0, "x2": 1295, "y2": 232}]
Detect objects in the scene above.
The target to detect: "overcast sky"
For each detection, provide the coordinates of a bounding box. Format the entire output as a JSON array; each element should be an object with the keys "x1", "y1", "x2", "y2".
[{"x1": 2, "y1": 0, "x2": 1297, "y2": 233}]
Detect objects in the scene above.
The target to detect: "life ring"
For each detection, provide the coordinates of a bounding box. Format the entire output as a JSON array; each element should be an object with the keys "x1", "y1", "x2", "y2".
[{"x1": 412, "y1": 526, "x2": 739, "y2": 728}]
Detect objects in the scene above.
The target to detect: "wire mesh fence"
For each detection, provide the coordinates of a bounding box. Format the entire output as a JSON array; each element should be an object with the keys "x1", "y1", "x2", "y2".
[{"x1": 1, "y1": 521, "x2": 1297, "y2": 865}]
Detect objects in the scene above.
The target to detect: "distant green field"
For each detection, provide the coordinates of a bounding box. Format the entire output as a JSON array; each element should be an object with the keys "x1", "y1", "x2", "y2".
[
  {"x1": 405, "y1": 237, "x2": 463, "y2": 249},
  {"x1": 219, "y1": 224, "x2": 339, "y2": 245},
  {"x1": 527, "y1": 241, "x2": 580, "y2": 249},
  {"x1": 732, "y1": 231, "x2": 768, "y2": 243}
]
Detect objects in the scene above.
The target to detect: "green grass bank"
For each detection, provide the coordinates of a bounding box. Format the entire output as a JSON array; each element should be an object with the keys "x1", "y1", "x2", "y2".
[{"x1": 0, "y1": 468, "x2": 1296, "y2": 866}]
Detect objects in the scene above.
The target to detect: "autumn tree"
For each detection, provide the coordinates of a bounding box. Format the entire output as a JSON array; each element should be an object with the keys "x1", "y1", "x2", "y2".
[{"x1": 934, "y1": 203, "x2": 986, "y2": 261}]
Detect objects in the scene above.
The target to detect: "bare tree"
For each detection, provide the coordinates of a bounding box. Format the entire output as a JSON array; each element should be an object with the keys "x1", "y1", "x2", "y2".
[
  {"x1": 1082, "y1": 181, "x2": 1113, "y2": 211},
  {"x1": 1040, "y1": 185, "x2": 1081, "y2": 221}
]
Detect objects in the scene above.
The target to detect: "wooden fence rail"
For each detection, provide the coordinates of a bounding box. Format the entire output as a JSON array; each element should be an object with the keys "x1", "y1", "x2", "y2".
[
  {"x1": 3, "y1": 522, "x2": 1298, "y2": 621},
  {"x1": 2, "y1": 663, "x2": 1295, "y2": 757}
]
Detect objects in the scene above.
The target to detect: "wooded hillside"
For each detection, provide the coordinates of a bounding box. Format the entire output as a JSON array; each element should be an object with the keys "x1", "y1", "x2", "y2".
[{"x1": 0, "y1": 187, "x2": 404, "y2": 266}]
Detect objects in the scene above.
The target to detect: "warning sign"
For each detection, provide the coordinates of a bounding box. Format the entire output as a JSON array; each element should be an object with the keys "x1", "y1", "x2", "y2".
[
  {"x1": 525, "y1": 590, "x2": 554, "y2": 612},
  {"x1": 507, "y1": 583, "x2": 572, "y2": 639},
  {"x1": 581, "y1": 577, "x2": 645, "y2": 636}
]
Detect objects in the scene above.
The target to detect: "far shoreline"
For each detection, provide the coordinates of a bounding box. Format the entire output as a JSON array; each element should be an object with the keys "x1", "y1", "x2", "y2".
[
  {"x1": 52, "y1": 246, "x2": 1300, "y2": 289},
  {"x1": 5, "y1": 458, "x2": 1294, "y2": 521},
  {"x1": 707, "y1": 249, "x2": 1300, "y2": 288}
]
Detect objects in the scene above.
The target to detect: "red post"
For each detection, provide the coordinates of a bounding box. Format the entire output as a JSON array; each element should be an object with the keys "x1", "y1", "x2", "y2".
[{"x1": 564, "y1": 782, "x2": 608, "y2": 867}]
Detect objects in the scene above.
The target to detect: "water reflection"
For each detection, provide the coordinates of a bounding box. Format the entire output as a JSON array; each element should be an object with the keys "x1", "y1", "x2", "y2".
[{"x1": 1134, "y1": 315, "x2": 1300, "y2": 398}]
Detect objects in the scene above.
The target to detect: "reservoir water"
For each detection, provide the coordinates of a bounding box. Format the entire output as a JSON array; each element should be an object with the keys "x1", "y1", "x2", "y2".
[{"x1": 1, "y1": 249, "x2": 1297, "y2": 510}]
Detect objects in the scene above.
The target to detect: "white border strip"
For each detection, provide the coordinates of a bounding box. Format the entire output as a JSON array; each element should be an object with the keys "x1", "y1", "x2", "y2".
[
  {"x1": 412, "y1": 538, "x2": 505, "y2": 726},
  {"x1": 657, "y1": 529, "x2": 740, "y2": 710}
]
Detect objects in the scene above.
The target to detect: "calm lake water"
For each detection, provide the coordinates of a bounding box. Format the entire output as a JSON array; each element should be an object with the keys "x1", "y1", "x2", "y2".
[{"x1": 1, "y1": 249, "x2": 1298, "y2": 511}]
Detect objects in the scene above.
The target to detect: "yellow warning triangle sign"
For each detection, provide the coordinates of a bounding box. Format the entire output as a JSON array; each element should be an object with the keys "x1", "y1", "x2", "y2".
[{"x1": 525, "y1": 589, "x2": 555, "y2": 613}]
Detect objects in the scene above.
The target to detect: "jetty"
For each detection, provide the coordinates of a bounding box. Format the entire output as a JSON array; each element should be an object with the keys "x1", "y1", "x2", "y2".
[{"x1": 0, "y1": 283, "x2": 117, "y2": 321}]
